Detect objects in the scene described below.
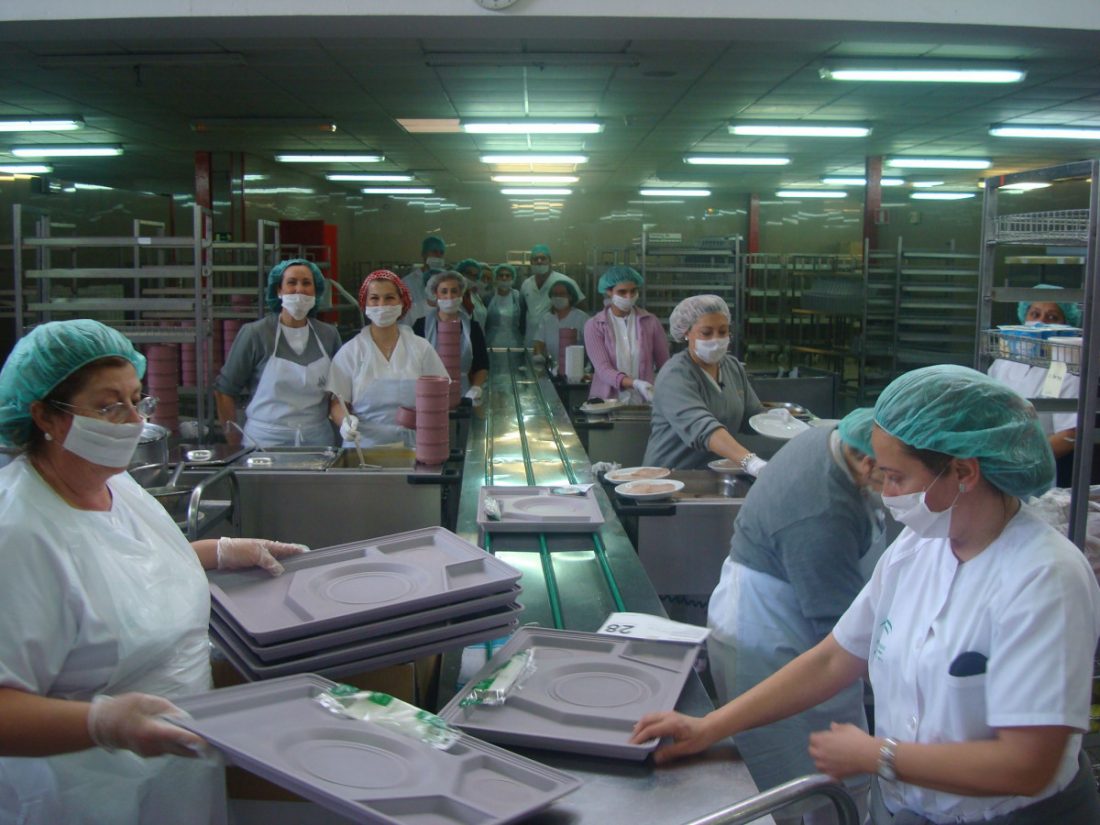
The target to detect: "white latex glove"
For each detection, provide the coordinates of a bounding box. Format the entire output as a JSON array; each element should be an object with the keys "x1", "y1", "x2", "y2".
[
  {"x1": 87, "y1": 693, "x2": 206, "y2": 758},
  {"x1": 591, "y1": 461, "x2": 621, "y2": 476},
  {"x1": 744, "y1": 456, "x2": 768, "y2": 477},
  {"x1": 216, "y1": 537, "x2": 309, "y2": 576},
  {"x1": 464, "y1": 385, "x2": 483, "y2": 406},
  {"x1": 633, "y1": 380, "x2": 654, "y2": 402},
  {"x1": 339, "y1": 414, "x2": 359, "y2": 442}
]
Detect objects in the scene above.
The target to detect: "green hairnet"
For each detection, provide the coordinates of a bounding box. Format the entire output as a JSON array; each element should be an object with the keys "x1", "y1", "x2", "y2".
[
  {"x1": 531, "y1": 244, "x2": 551, "y2": 259},
  {"x1": 837, "y1": 407, "x2": 875, "y2": 457},
  {"x1": 548, "y1": 278, "x2": 580, "y2": 304},
  {"x1": 422, "y1": 235, "x2": 446, "y2": 256},
  {"x1": 264, "y1": 259, "x2": 326, "y2": 314},
  {"x1": 669, "y1": 294, "x2": 730, "y2": 341},
  {"x1": 1016, "y1": 283, "x2": 1082, "y2": 326},
  {"x1": 425, "y1": 269, "x2": 468, "y2": 296},
  {"x1": 494, "y1": 263, "x2": 517, "y2": 278},
  {"x1": 873, "y1": 364, "x2": 1053, "y2": 499},
  {"x1": 598, "y1": 265, "x2": 644, "y2": 294},
  {"x1": 0, "y1": 320, "x2": 147, "y2": 448},
  {"x1": 454, "y1": 258, "x2": 482, "y2": 277}
]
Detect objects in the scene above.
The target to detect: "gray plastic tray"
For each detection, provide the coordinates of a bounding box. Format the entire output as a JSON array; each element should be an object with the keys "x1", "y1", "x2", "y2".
[
  {"x1": 439, "y1": 627, "x2": 699, "y2": 760},
  {"x1": 213, "y1": 621, "x2": 521, "y2": 682},
  {"x1": 208, "y1": 528, "x2": 523, "y2": 644},
  {"x1": 174, "y1": 674, "x2": 581, "y2": 825},
  {"x1": 212, "y1": 584, "x2": 522, "y2": 660},
  {"x1": 477, "y1": 486, "x2": 605, "y2": 534}
]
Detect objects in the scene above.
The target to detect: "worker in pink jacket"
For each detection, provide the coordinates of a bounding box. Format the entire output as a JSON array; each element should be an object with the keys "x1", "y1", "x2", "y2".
[{"x1": 583, "y1": 265, "x2": 670, "y2": 403}]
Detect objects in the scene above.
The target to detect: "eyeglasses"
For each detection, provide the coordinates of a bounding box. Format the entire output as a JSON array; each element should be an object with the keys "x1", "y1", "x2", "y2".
[{"x1": 51, "y1": 395, "x2": 158, "y2": 424}]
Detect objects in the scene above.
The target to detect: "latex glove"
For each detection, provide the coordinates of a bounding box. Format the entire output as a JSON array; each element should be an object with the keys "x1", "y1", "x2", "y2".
[
  {"x1": 591, "y1": 461, "x2": 621, "y2": 476},
  {"x1": 743, "y1": 456, "x2": 768, "y2": 477},
  {"x1": 531, "y1": 353, "x2": 547, "y2": 366},
  {"x1": 464, "y1": 385, "x2": 483, "y2": 406},
  {"x1": 339, "y1": 414, "x2": 360, "y2": 442},
  {"x1": 87, "y1": 693, "x2": 207, "y2": 758},
  {"x1": 632, "y1": 380, "x2": 654, "y2": 402},
  {"x1": 216, "y1": 537, "x2": 309, "y2": 576}
]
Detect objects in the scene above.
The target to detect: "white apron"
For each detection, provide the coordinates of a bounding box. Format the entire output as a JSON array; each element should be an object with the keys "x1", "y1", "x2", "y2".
[{"x1": 243, "y1": 321, "x2": 334, "y2": 447}]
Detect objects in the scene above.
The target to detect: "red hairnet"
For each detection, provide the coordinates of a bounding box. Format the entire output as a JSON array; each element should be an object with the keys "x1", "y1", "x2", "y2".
[{"x1": 358, "y1": 269, "x2": 412, "y2": 318}]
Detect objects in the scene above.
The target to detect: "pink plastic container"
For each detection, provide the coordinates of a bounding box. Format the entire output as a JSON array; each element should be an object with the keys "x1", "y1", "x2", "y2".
[{"x1": 396, "y1": 406, "x2": 417, "y2": 429}]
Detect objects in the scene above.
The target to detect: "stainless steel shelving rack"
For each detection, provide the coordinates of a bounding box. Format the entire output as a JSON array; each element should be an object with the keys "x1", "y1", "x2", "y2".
[
  {"x1": 895, "y1": 247, "x2": 980, "y2": 370},
  {"x1": 976, "y1": 159, "x2": 1100, "y2": 548},
  {"x1": 743, "y1": 253, "x2": 788, "y2": 367},
  {"x1": 860, "y1": 239, "x2": 900, "y2": 404},
  {"x1": 11, "y1": 203, "x2": 216, "y2": 437}
]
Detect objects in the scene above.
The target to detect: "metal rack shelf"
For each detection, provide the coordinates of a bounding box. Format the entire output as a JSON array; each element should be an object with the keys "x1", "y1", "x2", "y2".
[{"x1": 993, "y1": 209, "x2": 1090, "y2": 244}]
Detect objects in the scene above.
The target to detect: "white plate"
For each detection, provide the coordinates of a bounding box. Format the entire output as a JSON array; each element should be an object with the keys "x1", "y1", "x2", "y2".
[
  {"x1": 749, "y1": 412, "x2": 812, "y2": 440},
  {"x1": 604, "y1": 466, "x2": 671, "y2": 483},
  {"x1": 580, "y1": 399, "x2": 623, "y2": 415},
  {"x1": 707, "y1": 458, "x2": 747, "y2": 475},
  {"x1": 808, "y1": 418, "x2": 841, "y2": 429},
  {"x1": 614, "y1": 479, "x2": 685, "y2": 500}
]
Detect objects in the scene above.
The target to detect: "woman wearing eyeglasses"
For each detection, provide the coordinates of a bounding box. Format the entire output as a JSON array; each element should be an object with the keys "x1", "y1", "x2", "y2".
[{"x1": 0, "y1": 319, "x2": 306, "y2": 825}]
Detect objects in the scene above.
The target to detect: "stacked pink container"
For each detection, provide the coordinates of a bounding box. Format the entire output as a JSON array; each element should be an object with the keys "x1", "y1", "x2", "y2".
[
  {"x1": 435, "y1": 317, "x2": 463, "y2": 409},
  {"x1": 146, "y1": 343, "x2": 180, "y2": 433},
  {"x1": 415, "y1": 376, "x2": 450, "y2": 465},
  {"x1": 558, "y1": 328, "x2": 578, "y2": 377}
]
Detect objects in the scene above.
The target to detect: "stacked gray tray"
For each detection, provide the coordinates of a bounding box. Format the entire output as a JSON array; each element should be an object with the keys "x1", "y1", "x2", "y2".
[
  {"x1": 209, "y1": 527, "x2": 524, "y2": 681},
  {"x1": 175, "y1": 674, "x2": 581, "y2": 825}
]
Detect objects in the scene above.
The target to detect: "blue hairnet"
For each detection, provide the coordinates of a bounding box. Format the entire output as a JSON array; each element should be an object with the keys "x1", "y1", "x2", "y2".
[
  {"x1": 548, "y1": 278, "x2": 580, "y2": 304},
  {"x1": 873, "y1": 364, "x2": 1053, "y2": 499},
  {"x1": 0, "y1": 320, "x2": 147, "y2": 448},
  {"x1": 494, "y1": 263, "x2": 516, "y2": 278},
  {"x1": 454, "y1": 258, "x2": 482, "y2": 276},
  {"x1": 264, "y1": 259, "x2": 326, "y2": 314},
  {"x1": 669, "y1": 295, "x2": 730, "y2": 341},
  {"x1": 531, "y1": 243, "x2": 551, "y2": 259},
  {"x1": 1016, "y1": 283, "x2": 1081, "y2": 326},
  {"x1": 422, "y1": 235, "x2": 446, "y2": 255},
  {"x1": 598, "y1": 265, "x2": 644, "y2": 294},
  {"x1": 425, "y1": 270, "x2": 468, "y2": 296},
  {"x1": 837, "y1": 407, "x2": 875, "y2": 457}
]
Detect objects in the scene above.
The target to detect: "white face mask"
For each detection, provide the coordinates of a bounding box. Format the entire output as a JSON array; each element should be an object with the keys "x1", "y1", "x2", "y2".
[
  {"x1": 532, "y1": 263, "x2": 550, "y2": 277},
  {"x1": 425, "y1": 256, "x2": 445, "y2": 271},
  {"x1": 280, "y1": 293, "x2": 315, "y2": 320},
  {"x1": 365, "y1": 305, "x2": 402, "y2": 327},
  {"x1": 437, "y1": 297, "x2": 462, "y2": 313},
  {"x1": 497, "y1": 281, "x2": 512, "y2": 294},
  {"x1": 881, "y1": 468, "x2": 961, "y2": 538},
  {"x1": 692, "y1": 337, "x2": 729, "y2": 365},
  {"x1": 63, "y1": 414, "x2": 144, "y2": 468},
  {"x1": 550, "y1": 296, "x2": 570, "y2": 311},
  {"x1": 611, "y1": 294, "x2": 637, "y2": 312}
]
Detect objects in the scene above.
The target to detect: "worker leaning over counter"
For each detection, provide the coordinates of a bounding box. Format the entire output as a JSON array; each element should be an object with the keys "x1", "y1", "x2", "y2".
[
  {"x1": 584, "y1": 265, "x2": 669, "y2": 404},
  {"x1": 412, "y1": 270, "x2": 489, "y2": 403},
  {"x1": 484, "y1": 264, "x2": 525, "y2": 349},
  {"x1": 0, "y1": 319, "x2": 306, "y2": 824},
  {"x1": 214, "y1": 258, "x2": 341, "y2": 448},
  {"x1": 707, "y1": 408, "x2": 886, "y2": 825},
  {"x1": 635, "y1": 364, "x2": 1100, "y2": 825},
  {"x1": 519, "y1": 244, "x2": 585, "y2": 348},
  {"x1": 401, "y1": 234, "x2": 448, "y2": 327},
  {"x1": 454, "y1": 258, "x2": 489, "y2": 329},
  {"x1": 643, "y1": 294, "x2": 767, "y2": 475},
  {"x1": 532, "y1": 278, "x2": 587, "y2": 363},
  {"x1": 329, "y1": 270, "x2": 448, "y2": 447}
]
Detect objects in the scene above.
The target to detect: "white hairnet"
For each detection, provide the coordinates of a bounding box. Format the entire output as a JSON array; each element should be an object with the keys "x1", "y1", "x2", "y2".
[
  {"x1": 425, "y1": 270, "x2": 468, "y2": 297},
  {"x1": 668, "y1": 294, "x2": 731, "y2": 341}
]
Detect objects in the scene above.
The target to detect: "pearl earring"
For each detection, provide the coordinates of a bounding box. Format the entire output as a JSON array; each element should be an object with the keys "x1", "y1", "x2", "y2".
[
  {"x1": 44, "y1": 432, "x2": 53, "y2": 442},
  {"x1": 959, "y1": 483, "x2": 966, "y2": 493}
]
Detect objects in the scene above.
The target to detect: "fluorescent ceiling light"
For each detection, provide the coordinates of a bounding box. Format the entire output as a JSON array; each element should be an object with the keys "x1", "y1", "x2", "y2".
[
  {"x1": 821, "y1": 67, "x2": 1024, "y2": 84},
  {"x1": 193, "y1": 118, "x2": 335, "y2": 132},
  {"x1": 776, "y1": 190, "x2": 847, "y2": 198},
  {"x1": 911, "y1": 180, "x2": 945, "y2": 188},
  {"x1": 248, "y1": 187, "x2": 315, "y2": 194},
  {"x1": 276, "y1": 153, "x2": 383, "y2": 163},
  {"x1": 480, "y1": 154, "x2": 588, "y2": 165},
  {"x1": 0, "y1": 118, "x2": 83, "y2": 132},
  {"x1": 822, "y1": 177, "x2": 904, "y2": 186},
  {"x1": 887, "y1": 158, "x2": 991, "y2": 170},
  {"x1": 640, "y1": 188, "x2": 710, "y2": 197},
  {"x1": 326, "y1": 173, "x2": 414, "y2": 182},
  {"x1": 0, "y1": 164, "x2": 51, "y2": 174},
  {"x1": 990, "y1": 125, "x2": 1100, "y2": 140},
  {"x1": 11, "y1": 144, "x2": 122, "y2": 157},
  {"x1": 1000, "y1": 181, "x2": 1052, "y2": 191},
  {"x1": 361, "y1": 187, "x2": 435, "y2": 195},
  {"x1": 730, "y1": 123, "x2": 870, "y2": 138},
  {"x1": 463, "y1": 120, "x2": 603, "y2": 134},
  {"x1": 492, "y1": 174, "x2": 578, "y2": 184},
  {"x1": 628, "y1": 199, "x2": 684, "y2": 204},
  {"x1": 396, "y1": 118, "x2": 462, "y2": 134},
  {"x1": 500, "y1": 187, "x2": 573, "y2": 195},
  {"x1": 684, "y1": 155, "x2": 790, "y2": 166},
  {"x1": 910, "y1": 192, "x2": 976, "y2": 200},
  {"x1": 73, "y1": 182, "x2": 112, "y2": 190}
]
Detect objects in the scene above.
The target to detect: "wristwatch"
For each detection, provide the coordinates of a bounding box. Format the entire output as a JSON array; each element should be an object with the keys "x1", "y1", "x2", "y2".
[{"x1": 877, "y1": 737, "x2": 899, "y2": 782}]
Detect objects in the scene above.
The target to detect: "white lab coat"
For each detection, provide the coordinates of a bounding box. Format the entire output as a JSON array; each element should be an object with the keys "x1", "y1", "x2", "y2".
[
  {"x1": 327, "y1": 325, "x2": 448, "y2": 447},
  {"x1": 833, "y1": 510, "x2": 1100, "y2": 821},
  {"x1": 988, "y1": 358, "x2": 1079, "y2": 433},
  {"x1": 0, "y1": 457, "x2": 223, "y2": 825},
  {"x1": 519, "y1": 271, "x2": 585, "y2": 347}
]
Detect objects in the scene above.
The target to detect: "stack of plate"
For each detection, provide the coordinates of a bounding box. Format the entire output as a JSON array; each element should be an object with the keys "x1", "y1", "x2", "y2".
[{"x1": 208, "y1": 527, "x2": 524, "y2": 681}]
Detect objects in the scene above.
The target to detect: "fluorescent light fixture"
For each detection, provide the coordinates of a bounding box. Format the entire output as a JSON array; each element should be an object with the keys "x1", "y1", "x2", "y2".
[
  {"x1": 396, "y1": 118, "x2": 462, "y2": 134},
  {"x1": 822, "y1": 177, "x2": 904, "y2": 186},
  {"x1": 11, "y1": 144, "x2": 122, "y2": 157},
  {"x1": 242, "y1": 174, "x2": 268, "y2": 181},
  {"x1": 628, "y1": 199, "x2": 684, "y2": 204},
  {"x1": 491, "y1": 174, "x2": 578, "y2": 184},
  {"x1": 248, "y1": 187, "x2": 315, "y2": 194},
  {"x1": 990, "y1": 124, "x2": 1100, "y2": 140},
  {"x1": 776, "y1": 190, "x2": 847, "y2": 198},
  {"x1": 887, "y1": 157, "x2": 991, "y2": 170},
  {"x1": 1000, "y1": 181, "x2": 1052, "y2": 191},
  {"x1": 640, "y1": 188, "x2": 710, "y2": 197},
  {"x1": 361, "y1": 187, "x2": 435, "y2": 195},
  {"x1": 73, "y1": 182, "x2": 112, "y2": 190},
  {"x1": 911, "y1": 180, "x2": 945, "y2": 188},
  {"x1": 910, "y1": 192, "x2": 976, "y2": 200},
  {"x1": 684, "y1": 155, "x2": 790, "y2": 166},
  {"x1": 276, "y1": 153, "x2": 383, "y2": 163},
  {"x1": 480, "y1": 154, "x2": 589, "y2": 165},
  {"x1": 193, "y1": 118, "x2": 335, "y2": 132},
  {"x1": 326, "y1": 173, "x2": 415, "y2": 182},
  {"x1": 730, "y1": 123, "x2": 870, "y2": 138},
  {"x1": 821, "y1": 67, "x2": 1024, "y2": 84},
  {"x1": 462, "y1": 120, "x2": 602, "y2": 134},
  {"x1": 0, "y1": 118, "x2": 83, "y2": 132},
  {"x1": 0, "y1": 164, "x2": 52, "y2": 174},
  {"x1": 500, "y1": 187, "x2": 573, "y2": 196}
]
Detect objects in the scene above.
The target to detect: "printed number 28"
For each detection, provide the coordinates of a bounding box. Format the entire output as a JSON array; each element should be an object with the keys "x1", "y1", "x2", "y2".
[{"x1": 603, "y1": 624, "x2": 635, "y2": 634}]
